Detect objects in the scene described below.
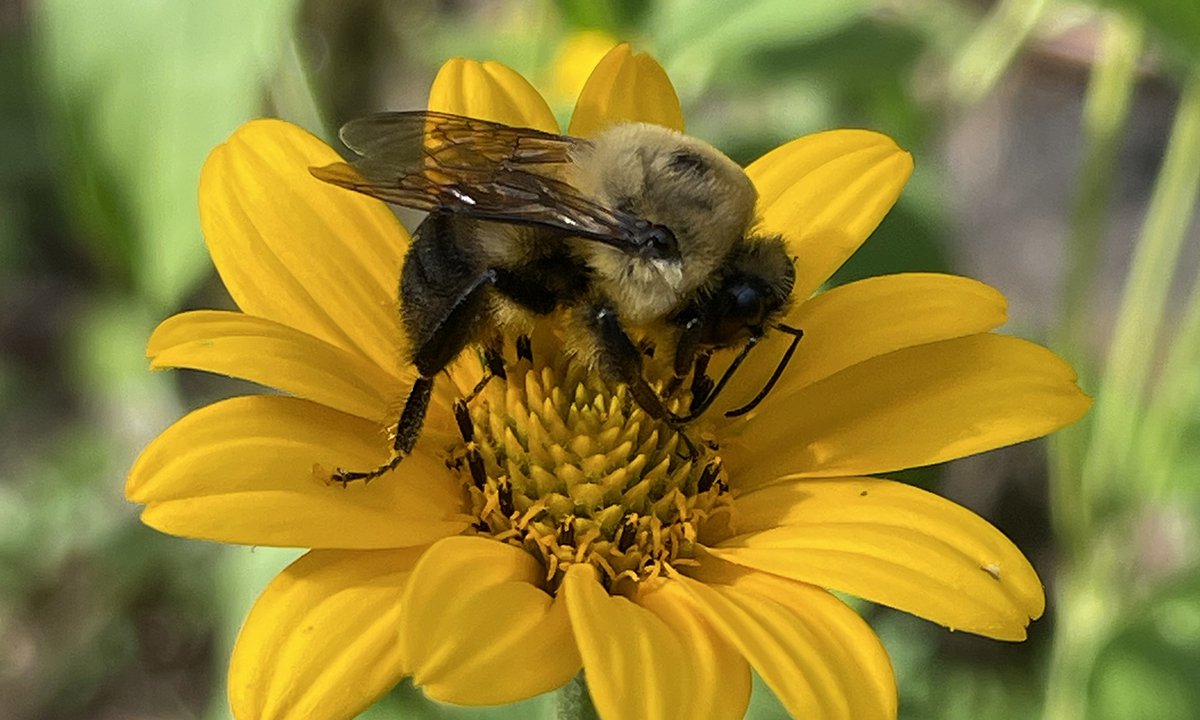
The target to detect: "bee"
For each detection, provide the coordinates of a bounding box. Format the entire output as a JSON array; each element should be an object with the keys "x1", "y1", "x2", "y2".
[{"x1": 311, "y1": 111, "x2": 801, "y2": 483}]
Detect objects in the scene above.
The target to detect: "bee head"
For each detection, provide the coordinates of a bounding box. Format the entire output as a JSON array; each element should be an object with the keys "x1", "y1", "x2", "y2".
[{"x1": 704, "y1": 236, "x2": 795, "y2": 346}]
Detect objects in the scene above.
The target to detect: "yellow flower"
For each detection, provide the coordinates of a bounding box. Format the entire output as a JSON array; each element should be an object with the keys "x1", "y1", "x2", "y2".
[{"x1": 127, "y1": 44, "x2": 1090, "y2": 720}]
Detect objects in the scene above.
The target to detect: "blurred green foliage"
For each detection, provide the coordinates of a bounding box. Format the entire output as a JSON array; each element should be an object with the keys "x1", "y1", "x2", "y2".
[
  {"x1": 1095, "y1": 0, "x2": 1200, "y2": 66},
  {"x1": 36, "y1": 0, "x2": 299, "y2": 309},
  {"x1": 2, "y1": 0, "x2": 1198, "y2": 718},
  {"x1": 1087, "y1": 571, "x2": 1200, "y2": 720}
]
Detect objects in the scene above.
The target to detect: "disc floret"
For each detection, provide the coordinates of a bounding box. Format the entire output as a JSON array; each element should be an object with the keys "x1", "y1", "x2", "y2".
[{"x1": 455, "y1": 351, "x2": 731, "y2": 594}]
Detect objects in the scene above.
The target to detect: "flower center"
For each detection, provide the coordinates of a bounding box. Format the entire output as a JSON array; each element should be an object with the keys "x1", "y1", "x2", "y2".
[{"x1": 448, "y1": 346, "x2": 732, "y2": 595}]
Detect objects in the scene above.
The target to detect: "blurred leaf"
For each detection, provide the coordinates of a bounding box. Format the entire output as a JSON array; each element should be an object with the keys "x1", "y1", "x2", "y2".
[
  {"x1": 745, "y1": 672, "x2": 789, "y2": 719},
  {"x1": 650, "y1": 0, "x2": 873, "y2": 99},
  {"x1": 828, "y1": 197, "x2": 951, "y2": 287},
  {"x1": 948, "y1": 0, "x2": 1048, "y2": 106},
  {"x1": 555, "y1": 0, "x2": 622, "y2": 33},
  {"x1": 34, "y1": 0, "x2": 300, "y2": 309},
  {"x1": 203, "y1": 546, "x2": 301, "y2": 720},
  {"x1": 1092, "y1": 0, "x2": 1200, "y2": 64},
  {"x1": 383, "y1": 680, "x2": 556, "y2": 720},
  {"x1": 1088, "y1": 572, "x2": 1200, "y2": 720}
]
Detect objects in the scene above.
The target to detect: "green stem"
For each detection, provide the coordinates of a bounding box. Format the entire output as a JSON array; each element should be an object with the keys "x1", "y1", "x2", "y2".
[
  {"x1": 556, "y1": 673, "x2": 600, "y2": 720},
  {"x1": 1041, "y1": 537, "x2": 1121, "y2": 720},
  {"x1": 271, "y1": 34, "x2": 329, "y2": 142},
  {"x1": 1082, "y1": 68, "x2": 1200, "y2": 519},
  {"x1": 948, "y1": 0, "x2": 1048, "y2": 106},
  {"x1": 1049, "y1": 14, "x2": 1143, "y2": 553},
  {"x1": 1140, "y1": 224, "x2": 1200, "y2": 495},
  {"x1": 1045, "y1": 33, "x2": 1200, "y2": 720}
]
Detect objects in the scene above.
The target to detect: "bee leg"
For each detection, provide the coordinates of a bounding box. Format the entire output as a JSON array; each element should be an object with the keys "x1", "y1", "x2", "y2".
[
  {"x1": 673, "y1": 315, "x2": 703, "y2": 378},
  {"x1": 451, "y1": 345, "x2": 503, "y2": 490},
  {"x1": 687, "y1": 352, "x2": 716, "y2": 414},
  {"x1": 662, "y1": 315, "x2": 712, "y2": 409},
  {"x1": 463, "y1": 345, "x2": 506, "y2": 405},
  {"x1": 332, "y1": 375, "x2": 434, "y2": 485},
  {"x1": 516, "y1": 335, "x2": 533, "y2": 363},
  {"x1": 453, "y1": 398, "x2": 488, "y2": 489},
  {"x1": 590, "y1": 306, "x2": 699, "y2": 459},
  {"x1": 334, "y1": 267, "x2": 499, "y2": 485}
]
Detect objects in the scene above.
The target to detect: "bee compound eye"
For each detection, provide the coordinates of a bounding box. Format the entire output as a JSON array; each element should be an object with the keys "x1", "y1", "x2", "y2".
[{"x1": 730, "y1": 284, "x2": 767, "y2": 320}]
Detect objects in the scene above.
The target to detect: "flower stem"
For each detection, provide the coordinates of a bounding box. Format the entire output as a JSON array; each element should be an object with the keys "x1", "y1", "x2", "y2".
[
  {"x1": 556, "y1": 674, "x2": 600, "y2": 720},
  {"x1": 1049, "y1": 13, "x2": 1143, "y2": 552}
]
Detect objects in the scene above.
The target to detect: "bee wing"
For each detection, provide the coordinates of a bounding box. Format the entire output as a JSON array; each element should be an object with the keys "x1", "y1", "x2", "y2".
[{"x1": 310, "y1": 111, "x2": 649, "y2": 245}]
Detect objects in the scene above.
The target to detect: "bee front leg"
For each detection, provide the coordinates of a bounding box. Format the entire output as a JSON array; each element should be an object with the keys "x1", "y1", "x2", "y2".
[
  {"x1": 667, "y1": 314, "x2": 718, "y2": 414},
  {"x1": 589, "y1": 305, "x2": 699, "y2": 459}
]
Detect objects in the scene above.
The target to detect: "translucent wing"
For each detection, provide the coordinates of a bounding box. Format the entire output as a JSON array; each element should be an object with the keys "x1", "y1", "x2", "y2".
[{"x1": 310, "y1": 111, "x2": 662, "y2": 249}]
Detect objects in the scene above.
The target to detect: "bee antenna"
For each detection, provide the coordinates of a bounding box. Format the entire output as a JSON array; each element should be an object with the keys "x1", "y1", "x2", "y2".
[{"x1": 724, "y1": 324, "x2": 803, "y2": 418}]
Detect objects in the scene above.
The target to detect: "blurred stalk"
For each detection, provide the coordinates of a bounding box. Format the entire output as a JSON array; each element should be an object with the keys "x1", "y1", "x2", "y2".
[
  {"x1": 1041, "y1": 531, "x2": 1122, "y2": 720},
  {"x1": 1050, "y1": 14, "x2": 1143, "y2": 552},
  {"x1": 1081, "y1": 69, "x2": 1200, "y2": 518},
  {"x1": 1140, "y1": 254, "x2": 1200, "y2": 495},
  {"x1": 1045, "y1": 55, "x2": 1200, "y2": 719},
  {"x1": 271, "y1": 35, "x2": 330, "y2": 144},
  {"x1": 948, "y1": 0, "x2": 1047, "y2": 106}
]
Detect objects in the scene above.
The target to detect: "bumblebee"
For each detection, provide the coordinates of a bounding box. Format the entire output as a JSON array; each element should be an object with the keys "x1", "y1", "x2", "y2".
[{"x1": 311, "y1": 112, "x2": 799, "y2": 483}]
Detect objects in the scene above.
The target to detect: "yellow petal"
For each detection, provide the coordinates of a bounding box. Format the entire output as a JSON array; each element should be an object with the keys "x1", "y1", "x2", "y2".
[
  {"x1": 673, "y1": 566, "x2": 896, "y2": 719},
  {"x1": 568, "y1": 43, "x2": 684, "y2": 137},
  {"x1": 720, "y1": 334, "x2": 1091, "y2": 486},
  {"x1": 563, "y1": 565, "x2": 742, "y2": 720},
  {"x1": 229, "y1": 548, "x2": 422, "y2": 720},
  {"x1": 201, "y1": 119, "x2": 407, "y2": 376},
  {"x1": 709, "y1": 273, "x2": 1008, "y2": 418},
  {"x1": 148, "y1": 310, "x2": 405, "y2": 422},
  {"x1": 428, "y1": 58, "x2": 559, "y2": 132},
  {"x1": 127, "y1": 396, "x2": 467, "y2": 548},
  {"x1": 637, "y1": 580, "x2": 753, "y2": 720},
  {"x1": 747, "y1": 130, "x2": 913, "y2": 300},
  {"x1": 712, "y1": 476, "x2": 1045, "y2": 639},
  {"x1": 402, "y1": 536, "x2": 580, "y2": 705}
]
